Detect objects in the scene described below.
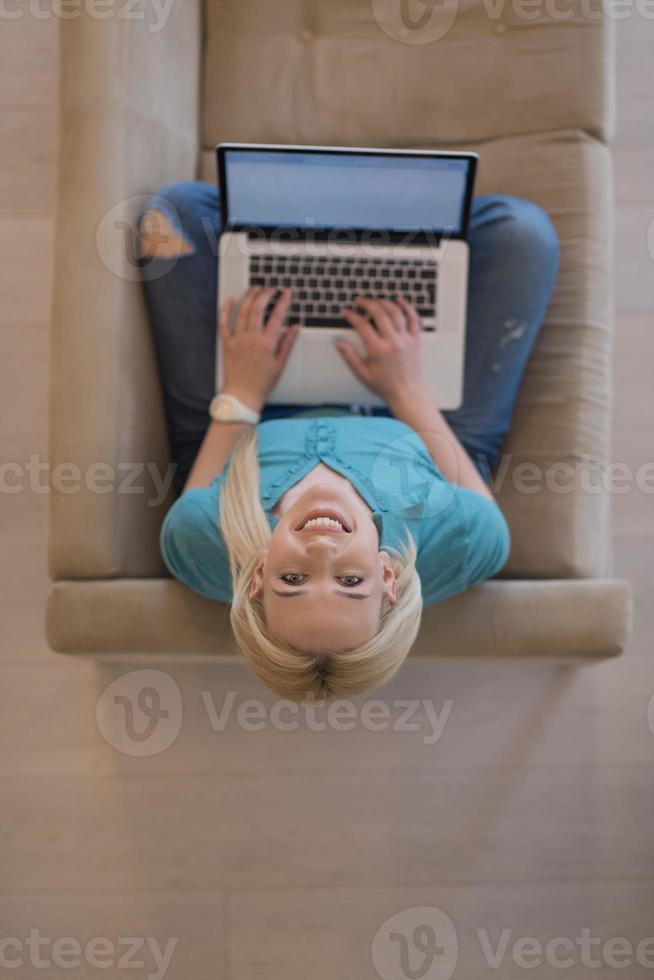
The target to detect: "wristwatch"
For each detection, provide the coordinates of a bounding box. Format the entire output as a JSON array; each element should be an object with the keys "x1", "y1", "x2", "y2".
[{"x1": 209, "y1": 392, "x2": 261, "y2": 425}]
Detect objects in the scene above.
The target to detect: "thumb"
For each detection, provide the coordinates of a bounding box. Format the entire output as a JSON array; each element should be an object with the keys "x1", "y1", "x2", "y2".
[
  {"x1": 335, "y1": 339, "x2": 370, "y2": 385},
  {"x1": 275, "y1": 323, "x2": 301, "y2": 366}
]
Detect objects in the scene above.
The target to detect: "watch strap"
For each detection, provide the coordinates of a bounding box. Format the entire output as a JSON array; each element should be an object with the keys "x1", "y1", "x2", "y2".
[{"x1": 209, "y1": 392, "x2": 261, "y2": 425}]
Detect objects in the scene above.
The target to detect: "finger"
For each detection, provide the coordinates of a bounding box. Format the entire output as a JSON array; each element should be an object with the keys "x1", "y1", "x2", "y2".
[
  {"x1": 353, "y1": 297, "x2": 395, "y2": 339},
  {"x1": 341, "y1": 304, "x2": 383, "y2": 351},
  {"x1": 395, "y1": 295, "x2": 421, "y2": 336},
  {"x1": 219, "y1": 297, "x2": 236, "y2": 341},
  {"x1": 378, "y1": 297, "x2": 407, "y2": 333},
  {"x1": 274, "y1": 322, "x2": 301, "y2": 366},
  {"x1": 334, "y1": 338, "x2": 371, "y2": 386},
  {"x1": 235, "y1": 286, "x2": 262, "y2": 333},
  {"x1": 265, "y1": 287, "x2": 293, "y2": 339},
  {"x1": 247, "y1": 286, "x2": 277, "y2": 331}
]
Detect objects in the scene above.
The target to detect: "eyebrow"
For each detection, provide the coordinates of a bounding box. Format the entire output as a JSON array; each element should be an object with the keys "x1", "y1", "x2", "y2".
[{"x1": 271, "y1": 588, "x2": 373, "y2": 601}]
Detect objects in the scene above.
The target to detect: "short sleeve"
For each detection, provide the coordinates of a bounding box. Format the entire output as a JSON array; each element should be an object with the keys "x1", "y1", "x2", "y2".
[
  {"x1": 413, "y1": 483, "x2": 511, "y2": 607},
  {"x1": 159, "y1": 477, "x2": 233, "y2": 602},
  {"x1": 456, "y1": 486, "x2": 511, "y2": 587}
]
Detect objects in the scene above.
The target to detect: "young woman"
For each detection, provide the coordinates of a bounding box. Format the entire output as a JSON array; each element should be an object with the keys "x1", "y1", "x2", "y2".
[{"x1": 138, "y1": 182, "x2": 559, "y2": 701}]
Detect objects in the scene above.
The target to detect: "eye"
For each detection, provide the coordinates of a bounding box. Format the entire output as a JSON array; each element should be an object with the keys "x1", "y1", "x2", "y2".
[
  {"x1": 280, "y1": 573, "x2": 307, "y2": 586},
  {"x1": 338, "y1": 575, "x2": 365, "y2": 587}
]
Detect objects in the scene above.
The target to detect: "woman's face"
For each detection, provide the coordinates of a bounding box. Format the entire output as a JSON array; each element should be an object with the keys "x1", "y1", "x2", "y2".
[{"x1": 249, "y1": 480, "x2": 397, "y2": 652}]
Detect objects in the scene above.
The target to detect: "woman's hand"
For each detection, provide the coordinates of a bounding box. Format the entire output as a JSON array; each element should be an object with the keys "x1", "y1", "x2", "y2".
[
  {"x1": 219, "y1": 286, "x2": 301, "y2": 411},
  {"x1": 335, "y1": 296, "x2": 426, "y2": 405}
]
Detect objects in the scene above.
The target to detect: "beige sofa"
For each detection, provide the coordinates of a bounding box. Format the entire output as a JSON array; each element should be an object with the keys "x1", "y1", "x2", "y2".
[{"x1": 46, "y1": 0, "x2": 633, "y2": 658}]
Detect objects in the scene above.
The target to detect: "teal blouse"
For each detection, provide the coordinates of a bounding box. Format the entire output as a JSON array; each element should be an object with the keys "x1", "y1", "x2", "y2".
[{"x1": 160, "y1": 412, "x2": 511, "y2": 607}]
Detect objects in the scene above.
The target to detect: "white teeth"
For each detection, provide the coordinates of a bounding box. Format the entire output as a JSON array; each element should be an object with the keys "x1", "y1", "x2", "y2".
[{"x1": 302, "y1": 517, "x2": 344, "y2": 530}]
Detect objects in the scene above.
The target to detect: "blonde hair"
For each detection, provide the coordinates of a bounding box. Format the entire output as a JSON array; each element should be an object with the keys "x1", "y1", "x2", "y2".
[{"x1": 219, "y1": 426, "x2": 423, "y2": 702}]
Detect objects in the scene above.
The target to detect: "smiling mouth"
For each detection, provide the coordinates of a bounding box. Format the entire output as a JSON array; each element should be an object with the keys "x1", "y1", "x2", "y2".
[{"x1": 295, "y1": 508, "x2": 352, "y2": 533}]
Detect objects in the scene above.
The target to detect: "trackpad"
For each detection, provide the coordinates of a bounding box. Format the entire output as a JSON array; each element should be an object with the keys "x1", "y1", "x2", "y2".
[{"x1": 283, "y1": 329, "x2": 372, "y2": 402}]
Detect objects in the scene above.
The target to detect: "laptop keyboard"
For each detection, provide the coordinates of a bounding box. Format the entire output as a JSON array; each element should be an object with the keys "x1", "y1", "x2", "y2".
[{"x1": 248, "y1": 253, "x2": 438, "y2": 330}]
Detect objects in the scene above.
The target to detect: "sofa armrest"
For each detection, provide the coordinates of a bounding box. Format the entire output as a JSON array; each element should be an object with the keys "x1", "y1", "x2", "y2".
[
  {"x1": 48, "y1": 2, "x2": 201, "y2": 580},
  {"x1": 46, "y1": 577, "x2": 634, "y2": 659}
]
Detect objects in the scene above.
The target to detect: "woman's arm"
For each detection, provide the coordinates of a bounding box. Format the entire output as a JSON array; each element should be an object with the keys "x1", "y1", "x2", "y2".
[
  {"x1": 386, "y1": 386, "x2": 495, "y2": 502},
  {"x1": 182, "y1": 286, "x2": 301, "y2": 493},
  {"x1": 182, "y1": 415, "x2": 253, "y2": 493},
  {"x1": 336, "y1": 295, "x2": 495, "y2": 502}
]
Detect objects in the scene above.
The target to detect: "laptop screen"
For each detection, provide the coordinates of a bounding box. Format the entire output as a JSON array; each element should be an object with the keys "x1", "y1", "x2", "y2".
[{"x1": 219, "y1": 145, "x2": 476, "y2": 241}]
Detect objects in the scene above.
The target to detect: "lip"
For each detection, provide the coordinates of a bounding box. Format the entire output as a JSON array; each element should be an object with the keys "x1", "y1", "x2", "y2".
[{"x1": 295, "y1": 508, "x2": 352, "y2": 533}]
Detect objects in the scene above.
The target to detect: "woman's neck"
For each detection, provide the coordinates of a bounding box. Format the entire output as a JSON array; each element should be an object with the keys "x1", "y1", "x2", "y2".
[{"x1": 270, "y1": 462, "x2": 372, "y2": 518}]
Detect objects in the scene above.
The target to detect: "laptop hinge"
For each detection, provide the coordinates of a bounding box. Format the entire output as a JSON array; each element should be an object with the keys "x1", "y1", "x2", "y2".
[{"x1": 241, "y1": 228, "x2": 447, "y2": 248}]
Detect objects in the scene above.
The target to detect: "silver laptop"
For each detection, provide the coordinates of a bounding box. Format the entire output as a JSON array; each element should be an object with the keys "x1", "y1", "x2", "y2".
[{"x1": 215, "y1": 143, "x2": 477, "y2": 410}]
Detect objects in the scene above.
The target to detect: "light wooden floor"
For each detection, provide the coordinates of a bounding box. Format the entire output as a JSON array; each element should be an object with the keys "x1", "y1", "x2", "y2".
[{"x1": 1, "y1": 12, "x2": 653, "y2": 980}]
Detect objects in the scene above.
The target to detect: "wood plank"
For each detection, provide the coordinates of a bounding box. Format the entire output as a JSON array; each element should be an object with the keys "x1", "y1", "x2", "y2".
[
  {"x1": 230, "y1": 881, "x2": 654, "y2": 980},
  {"x1": 1, "y1": 766, "x2": 652, "y2": 892}
]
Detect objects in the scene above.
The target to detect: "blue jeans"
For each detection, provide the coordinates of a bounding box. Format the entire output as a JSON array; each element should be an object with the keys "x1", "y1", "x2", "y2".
[{"x1": 137, "y1": 182, "x2": 559, "y2": 497}]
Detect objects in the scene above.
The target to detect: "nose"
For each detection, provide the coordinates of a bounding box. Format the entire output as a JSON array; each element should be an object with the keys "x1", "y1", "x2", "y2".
[
  {"x1": 305, "y1": 533, "x2": 339, "y2": 547},
  {"x1": 304, "y1": 533, "x2": 342, "y2": 555}
]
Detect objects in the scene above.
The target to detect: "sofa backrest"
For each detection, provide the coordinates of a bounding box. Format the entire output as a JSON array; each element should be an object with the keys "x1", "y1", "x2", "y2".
[{"x1": 202, "y1": 0, "x2": 615, "y2": 151}]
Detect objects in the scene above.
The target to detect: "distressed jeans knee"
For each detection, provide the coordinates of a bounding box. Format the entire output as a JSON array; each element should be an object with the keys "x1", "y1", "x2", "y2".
[{"x1": 137, "y1": 208, "x2": 196, "y2": 261}]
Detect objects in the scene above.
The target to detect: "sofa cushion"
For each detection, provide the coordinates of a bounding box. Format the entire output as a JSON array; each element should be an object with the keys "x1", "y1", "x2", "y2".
[
  {"x1": 202, "y1": 0, "x2": 615, "y2": 149},
  {"x1": 461, "y1": 129, "x2": 614, "y2": 579},
  {"x1": 48, "y1": 2, "x2": 201, "y2": 581}
]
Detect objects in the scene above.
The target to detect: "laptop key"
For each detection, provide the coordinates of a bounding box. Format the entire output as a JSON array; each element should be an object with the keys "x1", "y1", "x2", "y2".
[{"x1": 305, "y1": 316, "x2": 347, "y2": 328}]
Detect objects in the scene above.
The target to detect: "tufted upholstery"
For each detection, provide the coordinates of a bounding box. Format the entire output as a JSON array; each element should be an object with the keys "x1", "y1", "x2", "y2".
[
  {"x1": 46, "y1": 0, "x2": 632, "y2": 657},
  {"x1": 202, "y1": 0, "x2": 615, "y2": 146}
]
